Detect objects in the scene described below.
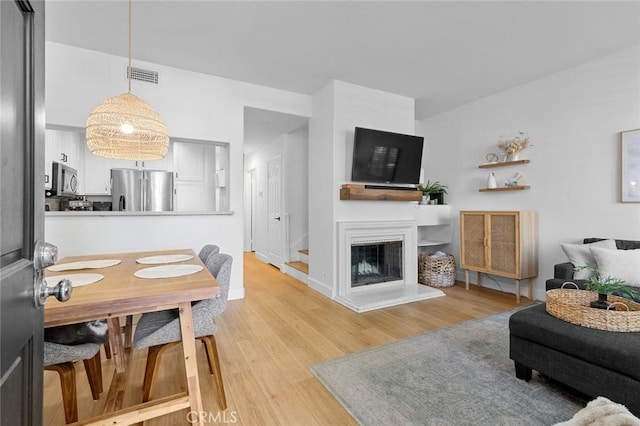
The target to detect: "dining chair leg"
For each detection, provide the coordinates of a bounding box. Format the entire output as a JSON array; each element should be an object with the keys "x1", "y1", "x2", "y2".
[
  {"x1": 82, "y1": 351, "x2": 103, "y2": 400},
  {"x1": 199, "y1": 335, "x2": 227, "y2": 410},
  {"x1": 124, "y1": 315, "x2": 134, "y2": 348},
  {"x1": 45, "y1": 362, "x2": 78, "y2": 424},
  {"x1": 141, "y1": 343, "x2": 178, "y2": 402}
]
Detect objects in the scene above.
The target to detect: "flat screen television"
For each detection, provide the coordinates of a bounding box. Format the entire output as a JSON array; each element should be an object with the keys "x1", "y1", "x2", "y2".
[{"x1": 351, "y1": 127, "x2": 424, "y2": 184}]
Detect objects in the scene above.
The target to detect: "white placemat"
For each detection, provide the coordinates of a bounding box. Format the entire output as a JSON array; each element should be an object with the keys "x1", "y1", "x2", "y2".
[
  {"x1": 136, "y1": 254, "x2": 194, "y2": 265},
  {"x1": 45, "y1": 273, "x2": 104, "y2": 287},
  {"x1": 134, "y1": 264, "x2": 203, "y2": 279},
  {"x1": 48, "y1": 259, "x2": 121, "y2": 272}
]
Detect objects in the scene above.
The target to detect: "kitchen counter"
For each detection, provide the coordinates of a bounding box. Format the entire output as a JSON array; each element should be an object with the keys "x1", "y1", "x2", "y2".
[{"x1": 46, "y1": 210, "x2": 234, "y2": 217}]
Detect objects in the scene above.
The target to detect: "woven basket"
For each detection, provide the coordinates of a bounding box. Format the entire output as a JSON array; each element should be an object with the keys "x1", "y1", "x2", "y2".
[
  {"x1": 418, "y1": 253, "x2": 456, "y2": 287},
  {"x1": 546, "y1": 283, "x2": 640, "y2": 332}
]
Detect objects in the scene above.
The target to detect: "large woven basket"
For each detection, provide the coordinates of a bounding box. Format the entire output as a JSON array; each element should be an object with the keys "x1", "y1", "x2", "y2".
[
  {"x1": 418, "y1": 253, "x2": 456, "y2": 287},
  {"x1": 546, "y1": 283, "x2": 640, "y2": 332}
]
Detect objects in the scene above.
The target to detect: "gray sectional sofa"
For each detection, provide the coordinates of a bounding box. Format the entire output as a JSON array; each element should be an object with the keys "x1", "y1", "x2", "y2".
[{"x1": 509, "y1": 237, "x2": 640, "y2": 415}]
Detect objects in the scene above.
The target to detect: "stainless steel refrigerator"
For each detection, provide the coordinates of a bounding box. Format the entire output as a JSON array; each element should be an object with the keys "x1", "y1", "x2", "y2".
[{"x1": 111, "y1": 168, "x2": 174, "y2": 212}]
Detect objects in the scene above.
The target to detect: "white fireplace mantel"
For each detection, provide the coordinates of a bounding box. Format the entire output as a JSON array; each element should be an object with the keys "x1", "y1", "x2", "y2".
[{"x1": 336, "y1": 220, "x2": 444, "y2": 312}]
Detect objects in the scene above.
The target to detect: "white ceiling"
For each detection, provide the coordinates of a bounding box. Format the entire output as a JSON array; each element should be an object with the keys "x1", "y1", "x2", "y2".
[{"x1": 45, "y1": 1, "x2": 640, "y2": 152}]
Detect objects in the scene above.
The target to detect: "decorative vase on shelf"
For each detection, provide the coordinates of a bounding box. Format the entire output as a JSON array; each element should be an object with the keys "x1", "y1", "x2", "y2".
[
  {"x1": 507, "y1": 152, "x2": 520, "y2": 161},
  {"x1": 487, "y1": 172, "x2": 497, "y2": 189},
  {"x1": 421, "y1": 194, "x2": 429, "y2": 205}
]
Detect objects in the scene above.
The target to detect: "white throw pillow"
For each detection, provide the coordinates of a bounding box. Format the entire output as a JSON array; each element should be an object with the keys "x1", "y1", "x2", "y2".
[
  {"x1": 561, "y1": 239, "x2": 617, "y2": 279},
  {"x1": 590, "y1": 246, "x2": 640, "y2": 287}
]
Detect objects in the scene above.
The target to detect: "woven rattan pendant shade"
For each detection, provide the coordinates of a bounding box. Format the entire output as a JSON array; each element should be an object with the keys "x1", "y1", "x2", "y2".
[
  {"x1": 86, "y1": 92, "x2": 169, "y2": 160},
  {"x1": 86, "y1": 0, "x2": 169, "y2": 160}
]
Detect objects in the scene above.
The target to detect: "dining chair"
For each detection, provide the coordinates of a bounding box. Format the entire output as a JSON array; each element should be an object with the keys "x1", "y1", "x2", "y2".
[
  {"x1": 44, "y1": 342, "x2": 104, "y2": 424},
  {"x1": 132, "y1": 253, "x2": 232, "y2": 410},
  {"x1": 198, "y1": 244, "x2": 220, "y2": 263}
]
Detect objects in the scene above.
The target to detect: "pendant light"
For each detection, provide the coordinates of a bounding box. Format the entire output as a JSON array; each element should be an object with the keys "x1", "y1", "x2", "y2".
[{"x1": 86, "y1": 0, "x2": 169, "y2": 160}]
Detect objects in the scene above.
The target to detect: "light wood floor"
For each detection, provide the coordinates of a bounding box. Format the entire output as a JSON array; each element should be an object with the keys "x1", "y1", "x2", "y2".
[{"x1": 43, "y1": 253, "x2": 528, "y2": 425}]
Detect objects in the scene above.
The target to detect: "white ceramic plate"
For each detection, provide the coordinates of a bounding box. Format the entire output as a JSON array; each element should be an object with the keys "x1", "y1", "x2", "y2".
[
  {"x1": 48, "y1": 259, "x2": 121, "y2": 272},
  {"x1": 134, "y1": 264, "x2": 203, "y2": 279},
  {"x1": 45, "y1": 273, "x2": 104, "y2": 287},
  {"x1": 136, "y1": 254, "x2": 194, "y2": 265}
]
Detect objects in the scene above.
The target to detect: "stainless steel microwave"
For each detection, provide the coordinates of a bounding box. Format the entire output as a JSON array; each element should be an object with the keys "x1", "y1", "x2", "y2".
[{"x1": 51, "y1": 162, "x2": 78, "y2": 197}]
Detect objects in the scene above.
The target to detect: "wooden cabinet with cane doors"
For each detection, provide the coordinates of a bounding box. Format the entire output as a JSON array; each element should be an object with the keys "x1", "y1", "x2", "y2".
[{"x1": 459, "y1": 211, "x2": 538, "y2": 303}]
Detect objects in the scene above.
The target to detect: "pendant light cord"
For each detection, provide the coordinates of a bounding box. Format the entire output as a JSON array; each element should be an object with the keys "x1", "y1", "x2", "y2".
[{"x1": 128, "y1": 0, "x2": 132, "y2": 93}]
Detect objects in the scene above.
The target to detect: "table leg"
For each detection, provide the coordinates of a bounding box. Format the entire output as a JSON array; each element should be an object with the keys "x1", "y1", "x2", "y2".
[
  {"x1": 464, "y1": 270, "x2": 469, "y2": 290},
  {"x1": 107, "y1": 317, "x2": 126, "y2": 374},
  {"x1": 477, "y1": 271, "x2": 482, "y2": 287},
  {"x1": 515, "y1": 279, "x2": 521, "y2": 304},
  {"x1": 124, "y1": 315, "x2": 133, "y2": 348},
  {"x1": 178, "y1": 302, "x2": 204, "y2": 426}
]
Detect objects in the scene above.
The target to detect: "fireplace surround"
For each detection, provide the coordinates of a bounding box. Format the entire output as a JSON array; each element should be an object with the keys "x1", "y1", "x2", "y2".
[{"x1": 337, "y1": 220, "x2": 445, "y2": 312}]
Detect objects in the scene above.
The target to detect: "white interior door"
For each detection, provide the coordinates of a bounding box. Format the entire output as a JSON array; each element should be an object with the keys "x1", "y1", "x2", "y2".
[{"x1": 267, "y1": 156, "x2": 283, "y2": 268}]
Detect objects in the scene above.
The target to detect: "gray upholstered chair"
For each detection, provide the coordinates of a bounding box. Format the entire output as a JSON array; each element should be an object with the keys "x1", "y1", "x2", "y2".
[
  {"x1": 44, "y1": 342, "x2": 103, "y2": 424},
  {"x1": 133, "y1": 253, "x2": 232, "y2": 410},
  {"x1": 198, "y1": 244, "x2": 220, "y2": 263}
]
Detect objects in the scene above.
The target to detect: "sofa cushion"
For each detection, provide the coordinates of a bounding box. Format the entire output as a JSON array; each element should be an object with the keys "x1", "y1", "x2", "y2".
[
  {"x1": 591, "y1": 246, "x2": 640, "y2": 287},
  {"x1": 561, "y1": 239, "x2": 617, "y2": 279},
  {"x1": 584, "y1": 238, "x2": 640, "y2": 250},
  {"x1": 509, "y1": 303, "x2": 640, "y2": 382}
]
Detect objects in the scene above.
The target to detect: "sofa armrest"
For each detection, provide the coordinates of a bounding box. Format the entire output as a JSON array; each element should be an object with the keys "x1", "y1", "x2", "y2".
[{"x1": 554, "y1": 262, "x2": 575, "y2": 280}]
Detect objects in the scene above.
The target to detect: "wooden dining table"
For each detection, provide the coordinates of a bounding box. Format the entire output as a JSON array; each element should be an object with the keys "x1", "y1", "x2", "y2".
[{"x1": 44, "y1": 248, "x2": 219, "y2": 426}]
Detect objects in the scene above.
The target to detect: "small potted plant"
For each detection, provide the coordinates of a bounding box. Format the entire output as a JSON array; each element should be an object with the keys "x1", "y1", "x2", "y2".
[
  {"x1": 577, "y1": 264, "x2": 639, "y2": 309},
  {"x1": 417, "y1": 180, "x2": 448, "y2": 205}
]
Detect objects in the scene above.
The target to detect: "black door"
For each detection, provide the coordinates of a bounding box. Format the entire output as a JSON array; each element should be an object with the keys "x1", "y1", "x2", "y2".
[{"x1": 0, "y1": 1, "x2": 45, "y2": 424}]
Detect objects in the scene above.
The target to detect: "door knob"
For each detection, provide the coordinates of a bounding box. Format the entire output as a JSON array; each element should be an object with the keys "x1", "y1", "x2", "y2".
[
  {"x1": 34, "y1": 240, "x2": 58, "y2": 269},
  {"x1": 38, "y1": 279, "x2": 72, "y2": 306},
  {"x1": 274, "y1": 216, "x2": 281, "y2": 221}
]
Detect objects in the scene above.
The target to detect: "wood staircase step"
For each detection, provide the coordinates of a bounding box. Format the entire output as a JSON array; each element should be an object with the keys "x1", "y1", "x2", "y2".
[
  {"x1": 299, "y1": 249, "x2": 309, "y2": 256},
  {"x1": 286, "y1": 261, "x2": 308, "y2": 275}
]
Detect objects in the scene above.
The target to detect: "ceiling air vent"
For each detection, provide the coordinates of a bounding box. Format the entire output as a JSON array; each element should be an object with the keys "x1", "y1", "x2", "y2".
[{"x1": 127, "y1": 66, "x2": 159, "y2": 84}]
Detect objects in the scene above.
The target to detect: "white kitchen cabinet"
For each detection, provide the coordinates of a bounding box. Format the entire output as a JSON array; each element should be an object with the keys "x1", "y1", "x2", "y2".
[
  {"x1": 173, "y1": 141, "x2": 214, "y2": 211},
  {"x1": 83, "y1": 144, "x2": 112, "y2": 195},
  {"x1": 45, "y1": 128, "x2": 84, "y2": 192}
]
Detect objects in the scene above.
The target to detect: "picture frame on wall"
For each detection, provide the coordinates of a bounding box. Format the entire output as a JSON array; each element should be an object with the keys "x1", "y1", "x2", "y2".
[{"x1": 621, "y1": 129, "x2": 640, "y2": 202}]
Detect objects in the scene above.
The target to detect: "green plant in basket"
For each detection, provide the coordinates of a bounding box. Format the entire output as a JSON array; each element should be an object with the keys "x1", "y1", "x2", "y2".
[{"x1": 575, "y1": 263, "x2": 639, "y2": 309}]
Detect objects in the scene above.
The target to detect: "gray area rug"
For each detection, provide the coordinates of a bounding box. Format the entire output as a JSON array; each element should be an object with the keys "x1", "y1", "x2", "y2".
[{"x1": 310, "y1": 309, "x2": 587, "y2": 426}]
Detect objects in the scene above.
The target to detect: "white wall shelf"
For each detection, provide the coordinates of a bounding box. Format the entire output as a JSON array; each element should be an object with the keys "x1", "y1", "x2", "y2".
[{"x1": 414, "y1": 205, "x2": 453, "y2": 251}]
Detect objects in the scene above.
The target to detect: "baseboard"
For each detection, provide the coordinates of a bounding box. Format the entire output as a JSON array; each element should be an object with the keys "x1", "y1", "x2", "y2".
[
  {"x1": 228, "y1": 284, "x2": 245, "y2": 300},
  {"x1": 284, "y1": 264, "x2": 309, "y2": 285},
  {"x1": 307, "y1": 276, "x2": 334, "y2": 299},
  {"x1": 254, "y1": 251, "x2": 269, "y2": 264}
]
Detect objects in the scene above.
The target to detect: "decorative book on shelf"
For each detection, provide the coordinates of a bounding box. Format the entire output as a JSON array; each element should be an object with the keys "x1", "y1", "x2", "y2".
[{"x1": 339, "y1": 184, "x2": 422, "y2": 201}]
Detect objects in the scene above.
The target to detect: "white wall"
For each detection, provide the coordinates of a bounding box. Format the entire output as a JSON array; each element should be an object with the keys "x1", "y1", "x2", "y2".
[
  {"x1": 283, "y1": 125, "x2": 310, "y2": 259},
  {"x1": 45, "y1": 42, "x2": 312, "y2": 300},
  {"x1": 420, "y1": 46, "x2": 640, "y2": 301},
  {"x1": 308, "y1": 80, "x2": 417, "y2": 296}
]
